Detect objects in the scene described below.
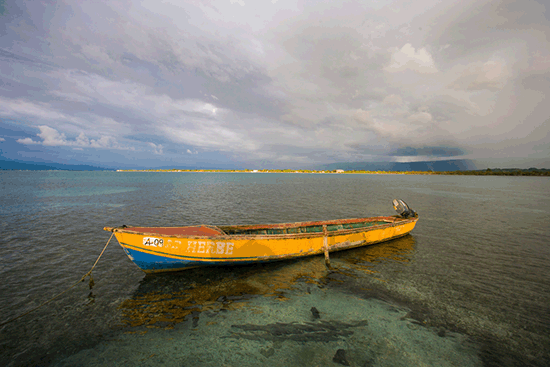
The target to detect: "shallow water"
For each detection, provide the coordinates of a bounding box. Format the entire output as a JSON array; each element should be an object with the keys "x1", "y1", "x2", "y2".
[{"x1": 0, "y1": 171, "x2": 549, "y2": 366}]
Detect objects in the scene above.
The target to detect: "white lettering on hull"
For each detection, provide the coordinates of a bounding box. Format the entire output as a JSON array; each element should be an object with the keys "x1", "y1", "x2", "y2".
[
  {"x1": 186, "y1": 241, "x2": 234, "y2": 255},
  {"x1": 144, "y1": 238, "x2": 234, "y2": 255}
]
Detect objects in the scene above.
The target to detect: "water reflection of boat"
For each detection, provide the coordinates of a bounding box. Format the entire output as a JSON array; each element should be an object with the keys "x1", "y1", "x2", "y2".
[
  {"x1": 118, "y1": 257, "x2": 330, "y2": 328},
  {"x1": 335, "y1": 234, "x2": 416, "y2": 267},
  {"x1": 118, "y1": 234, "x2": 416, "y2": 329},
  {"x1": 105, "y1": 200, "x2": 418, "y2": 273}
]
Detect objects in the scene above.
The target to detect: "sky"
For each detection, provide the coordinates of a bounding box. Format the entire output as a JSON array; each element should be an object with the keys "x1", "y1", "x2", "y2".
[{"x1": 0, "y1": 0, "x2": 549, "y2": 169}]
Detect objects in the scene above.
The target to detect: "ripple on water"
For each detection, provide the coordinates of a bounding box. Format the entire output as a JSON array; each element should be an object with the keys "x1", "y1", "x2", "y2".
[{"x1": 1, "y1": 172, "x2": 548, "y2": 367}]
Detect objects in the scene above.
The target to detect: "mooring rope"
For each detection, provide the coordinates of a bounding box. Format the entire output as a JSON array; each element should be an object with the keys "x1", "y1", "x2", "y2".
[{"x1": 0, "y1": 232, "x2": 115, "y2": 327}]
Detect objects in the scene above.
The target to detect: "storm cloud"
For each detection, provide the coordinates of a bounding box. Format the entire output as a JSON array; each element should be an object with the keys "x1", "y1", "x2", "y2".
[{"x1": 1, "y1": 0, "x2": 548, "y2": 168}]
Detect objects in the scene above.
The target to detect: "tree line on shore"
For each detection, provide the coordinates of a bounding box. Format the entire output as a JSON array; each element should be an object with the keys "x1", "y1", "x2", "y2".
[{"x1": 433, "y1": 168, "x2": 550, "y2": 176}]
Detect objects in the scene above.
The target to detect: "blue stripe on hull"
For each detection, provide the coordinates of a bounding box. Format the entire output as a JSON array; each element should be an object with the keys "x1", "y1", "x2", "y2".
[{"x1": 123, "y1": 246, "x2": 258, "y2": 273}]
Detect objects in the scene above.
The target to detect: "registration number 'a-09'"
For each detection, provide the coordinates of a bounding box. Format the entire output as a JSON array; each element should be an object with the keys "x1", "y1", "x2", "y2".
[{"x1": 143, "y1": 237, "x2": 164, "y2": 247}]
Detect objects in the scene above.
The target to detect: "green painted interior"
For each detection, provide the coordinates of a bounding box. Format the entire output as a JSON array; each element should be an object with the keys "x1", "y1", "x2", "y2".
[{"x1": 225, "y1": 221, "x2": 389, "y2": 235}]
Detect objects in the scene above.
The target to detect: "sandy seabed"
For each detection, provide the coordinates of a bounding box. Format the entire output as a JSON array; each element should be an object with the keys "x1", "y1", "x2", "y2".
[{"x1": 52, "y1": 280, "x2": 481, "y2": 367}]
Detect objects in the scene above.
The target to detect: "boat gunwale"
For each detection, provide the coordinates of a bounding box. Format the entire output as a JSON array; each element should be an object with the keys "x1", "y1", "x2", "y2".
[{"x1": 104, "y1": 215, "x2": 418, "y2": 240}]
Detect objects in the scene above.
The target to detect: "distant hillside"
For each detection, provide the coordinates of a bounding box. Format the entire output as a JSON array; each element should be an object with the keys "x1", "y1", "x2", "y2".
[
  {"x1": 436, "y1": 168, "x2": 550, "y2": 176},
  {"x1": 319, "y1": 159, "x2": 477, "y2": 172},
  {"x1": 0, "y1": 157, "x2": 108, "y2": 171}
]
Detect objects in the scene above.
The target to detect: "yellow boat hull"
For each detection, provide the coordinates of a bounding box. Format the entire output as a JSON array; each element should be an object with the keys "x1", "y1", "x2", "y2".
[{"x1": 104, "y1": 214, "x2": 418, "y2": 273}]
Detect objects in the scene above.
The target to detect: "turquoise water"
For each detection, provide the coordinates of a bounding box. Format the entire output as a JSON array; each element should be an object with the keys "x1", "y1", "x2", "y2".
[{"x1": 0, "y1": 171, "x2": 549, "y2": 366}]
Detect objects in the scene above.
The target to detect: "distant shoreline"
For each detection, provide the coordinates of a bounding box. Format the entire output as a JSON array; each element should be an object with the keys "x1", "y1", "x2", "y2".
[{"x1": 114, "y1": 168, "x2": 550, "y2": 176}]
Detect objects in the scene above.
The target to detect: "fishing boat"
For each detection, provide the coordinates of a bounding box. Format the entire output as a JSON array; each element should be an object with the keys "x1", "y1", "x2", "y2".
[{"x1": 104, "y1": 199, "x2": 418, "y2": 273}]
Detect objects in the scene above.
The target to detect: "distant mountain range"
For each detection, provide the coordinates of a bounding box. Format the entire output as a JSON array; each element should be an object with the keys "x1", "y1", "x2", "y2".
[
  {"x1": 319, "y1": 159, "x2": 478, "y2": 172},
  {"x1": 3, "y1": 156, "x2": 547, "y2": 172},
  {"x1": 0, "y1": 157, "x2": 108, "y2": 171}
]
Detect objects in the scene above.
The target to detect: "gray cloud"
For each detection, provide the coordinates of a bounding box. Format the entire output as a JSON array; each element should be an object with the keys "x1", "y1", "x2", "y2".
[{"x1": 390, "y1": 146, "x2": 466, "y2": 157}]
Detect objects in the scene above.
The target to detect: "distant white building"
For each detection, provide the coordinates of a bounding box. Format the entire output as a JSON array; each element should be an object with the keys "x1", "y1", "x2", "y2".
[
  {"x1": 252, "y1": 170, "x2": 258, "y2": 172},
  {"x1": 336, "y1": 169, "x2": 345, "y2": 173}
]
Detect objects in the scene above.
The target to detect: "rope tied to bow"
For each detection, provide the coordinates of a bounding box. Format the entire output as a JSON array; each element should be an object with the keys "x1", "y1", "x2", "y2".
[{"x1": 0, "y1": 232, "x2": 115, "y2": 327}]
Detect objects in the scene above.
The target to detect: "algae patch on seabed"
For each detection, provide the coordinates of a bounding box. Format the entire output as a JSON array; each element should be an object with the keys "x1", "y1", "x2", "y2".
[
  {"x1": 116, "y1": 257, "x2": 329, "y2": 330},
  {"x1": 118, "y1": 279, "x2": 261, "y2": 329}
]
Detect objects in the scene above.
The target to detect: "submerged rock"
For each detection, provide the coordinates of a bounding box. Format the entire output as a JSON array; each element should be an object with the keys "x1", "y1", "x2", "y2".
[
  {"x1": 259, "y1": 347, "x2": 275, "y2": 358},
  {"x1": 333, "y1": 349, "x2": 350, "y2": 366},
  {"x1": 311, "y1": 307, "x2": 320, "y2": 319},
  {"x1": 191, "y1": 311, "x2": 200, "y2": 328}
]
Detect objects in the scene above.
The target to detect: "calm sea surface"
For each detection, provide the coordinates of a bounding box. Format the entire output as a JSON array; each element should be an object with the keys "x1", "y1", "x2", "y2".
[{"x1": 0, "y1": 171, "x2": 549, "y2": 366}]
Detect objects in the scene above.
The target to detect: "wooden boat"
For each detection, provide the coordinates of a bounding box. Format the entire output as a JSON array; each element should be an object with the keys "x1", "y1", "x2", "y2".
[{"x1": 104, "y1": 200, "x2": 418, "y2": 273}]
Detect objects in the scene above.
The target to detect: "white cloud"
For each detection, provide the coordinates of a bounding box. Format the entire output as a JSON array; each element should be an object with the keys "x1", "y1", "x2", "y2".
[
  {"x1": 75, "y1": 133, "x2": 90, "y2": 146},
  {"x1": 0, "y1": 137, "x2": 5, "y2": 142},
  {"x1": 0, "y1": 97, "x2": 70, "y2": 121},
  {"x1": 382, "y1": 94, "x2": 403, "y2": 106},
  {"x1": 38, "y1": 125, "x2": 70, "y2": 146},
  {"x1": 385, "y1": 44, "x2": 438, "y2": 74},
  {"x1": 48, "y1": 91, "x2": 93, "y2": 104},
  {"x1": 449, "y1": 60, "x2": 510, "y2": 91},
  {"x1": 16, "y1": 125, "x2": 130, "y2": 150},
  {"x1": 408, "y1": 111, "x2": 433, "y2": 124},
  {"x1": 16, "y1": 137, "x2": 40, "y2": 145},
  {"x1": 0, "y1": 94, "x2": 132, "y2": 138},
  {"x1": 89, "y1": 136, "x2": 120, "y2": 149},
  {"x1": 148, "y1": 142, "x2": 164, "y2": 155},
  {"x1": 353, "y1": 109, "x2": 371, "y2": 124}
]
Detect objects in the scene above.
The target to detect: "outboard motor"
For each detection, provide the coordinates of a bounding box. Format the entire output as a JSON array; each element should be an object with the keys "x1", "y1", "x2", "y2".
[{"x1": 393, "y1": 199, "x2": 417, "y2": 218}]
